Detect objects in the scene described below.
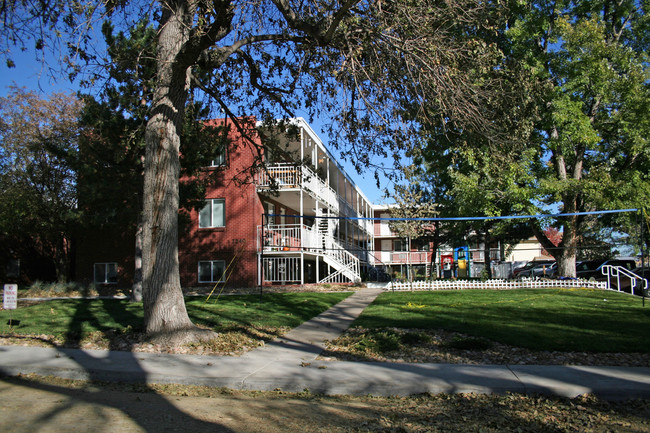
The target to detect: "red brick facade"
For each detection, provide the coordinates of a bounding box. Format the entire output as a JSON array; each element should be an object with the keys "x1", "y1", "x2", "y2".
[{"x1": 178, "y1": 119, "x2": 265, "y2": 288}]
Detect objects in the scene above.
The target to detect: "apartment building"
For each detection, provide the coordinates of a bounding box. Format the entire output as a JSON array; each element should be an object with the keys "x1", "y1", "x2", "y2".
[
  {"x1": 253, "y1": 119, "x2": 374, "y2": 286},
  {"x1": 77, "y1": 117, "x2": 374, "y2": 288},
  {"x1": 371, "y1": 204, "x2": 434, "y2": 280}
]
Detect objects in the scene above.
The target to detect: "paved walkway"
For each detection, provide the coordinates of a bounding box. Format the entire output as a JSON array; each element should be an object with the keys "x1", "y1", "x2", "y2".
[{"x1": 1, "y1": 287, "x2": 649, "y2": 399}]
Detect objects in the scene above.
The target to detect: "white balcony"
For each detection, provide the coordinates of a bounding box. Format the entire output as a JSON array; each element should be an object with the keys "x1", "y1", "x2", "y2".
[
  {"x1": 372, "y1": 251, "x2": 432, "y2": 266},
  {"x1": 257, "y1": 224, "x2": 320, "y2": 252},
  {"x1": 257, "y1": 223, "x2": 361, "y2": 283},
  {"x1": 257, "y1": 163, "x2": 373, "y2": 235},
  {"x1": 257, "y1": 163, "x2": 339, "y2": 213}
]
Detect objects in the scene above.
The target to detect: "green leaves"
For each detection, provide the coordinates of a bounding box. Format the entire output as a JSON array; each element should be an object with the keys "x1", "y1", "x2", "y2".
[{"x1": 0, "y1": 87, "x2": 83, "y2": 281}]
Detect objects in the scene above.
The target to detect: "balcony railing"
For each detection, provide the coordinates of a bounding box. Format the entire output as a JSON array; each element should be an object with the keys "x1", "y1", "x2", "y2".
[
  {"x1": 257, "y1": 163, "x2": 300, "y2": 188},
  {"x1": 257, "y1": 164, "x2": 339, "y2": 211},
  {"x1": 257, "y1": 224, "x2": 320, "y2": 251},
  {"x1": 257, "y1": 223, "x2": 361, "y2": 283},
  {"x1": 257, "y1": 163, "x2": 372, "y2": 235},
  {"x1": 371, "y1": 251, "x2": 432, "y2": 265}
]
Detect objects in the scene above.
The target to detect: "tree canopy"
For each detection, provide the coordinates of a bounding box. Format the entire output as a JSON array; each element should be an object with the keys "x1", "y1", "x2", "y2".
[
  {"x1": 510, "y1": 0, "x2": 650, "y2": 276},
  {"x1": 0, "y1": 87, "x2": 82, "y2": 282},
  {"x1": 411, "y1": 0, "x2": 650, "y2": 277}
]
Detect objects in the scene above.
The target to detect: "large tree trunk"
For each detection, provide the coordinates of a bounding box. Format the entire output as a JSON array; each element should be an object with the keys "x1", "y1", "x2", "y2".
[
  {"x1": 483, "y1": 230, "x2": 492, "y2": 279},
  {"x1": 555, "y1": 215, "x2": 578, "y2": 278},
  {"x1": 531, "y1": 213, "x2": 579, "y2": 278},
  {"x1": 141, "y1": 1, "x2": 217, "y2": 346},
  {"x1": 556, "y1": 248, "x2": 577, "y2": 278}
]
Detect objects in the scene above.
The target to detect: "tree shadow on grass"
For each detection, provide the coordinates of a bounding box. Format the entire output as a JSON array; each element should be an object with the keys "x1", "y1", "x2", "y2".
[{"x1": 0, "y1": 296, "x2": 237, "y2": 432}]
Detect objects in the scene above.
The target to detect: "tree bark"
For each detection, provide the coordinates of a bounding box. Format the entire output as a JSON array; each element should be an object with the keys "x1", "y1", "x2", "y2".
[
  {"x1": 483, "y1": 229, "x2": 492, "y2": 279},
  {"x1": 141, "y1": 0, "x2": 217, "y2": 345},
  {"x1": 530, "y1": 215, "x2": 579, "y2": 278},
  {"x1": 556, "y1": 214, "x2": 579, "y2": 278}
]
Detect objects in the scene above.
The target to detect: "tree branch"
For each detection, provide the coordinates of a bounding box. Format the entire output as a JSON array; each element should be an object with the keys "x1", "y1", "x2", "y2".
[{"x1": 270, "y1": 0, "x2": 360, "y2": 44}]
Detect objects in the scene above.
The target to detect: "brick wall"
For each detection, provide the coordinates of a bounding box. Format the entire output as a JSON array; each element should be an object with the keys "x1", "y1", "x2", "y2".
[{"x1": 178, "y1": 118, "x2": 264, "y2": 288}]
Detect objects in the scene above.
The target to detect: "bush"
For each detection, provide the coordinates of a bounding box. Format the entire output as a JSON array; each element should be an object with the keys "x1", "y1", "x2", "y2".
[
  {"x1": 400, "y1": 330, "x2": 431, "y2": 345},
  {"x1": 23, "y1": 281, "x2": 98, "y2": 297}
]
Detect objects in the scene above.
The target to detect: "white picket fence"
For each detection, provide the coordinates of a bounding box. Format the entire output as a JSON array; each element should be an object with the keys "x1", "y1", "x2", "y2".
[{"x1": 387, "y1": 278, "x2": 607, "y2": 291}]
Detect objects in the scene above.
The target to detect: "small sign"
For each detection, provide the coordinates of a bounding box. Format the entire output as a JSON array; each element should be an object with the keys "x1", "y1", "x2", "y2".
[{"x1": 3, "y1": 284, "x2": 17, "y2": 310}]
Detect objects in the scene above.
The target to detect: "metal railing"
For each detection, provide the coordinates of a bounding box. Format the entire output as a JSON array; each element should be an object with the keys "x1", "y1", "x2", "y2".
[
  {"x1": 257, "y1": 164, "x2": 339, "y2": 211},
  {"x1": 258, "y1": 224, "x2": 320, "y2": 251},
  {"x1": 257, "y1": 163, "x2": 373, "y2": 235},
  {"x1": 601, "y1": 265, "x2": 648, "y2": 294},
  {"x1": 370, "y1": 251, "x2": 431, "y2": 265},
  {"x1": 258, "y1": 224, "x2": 361, "y2": 283},
  {"x1": 319, "y1": 234, "x2": 360, "y2": 283},
  {"x1": 263, "y1": 257, "x2": 301, "y2": 283},
  {"x1": 257, "y1": 163, "x2": 300, "y2": 188}
]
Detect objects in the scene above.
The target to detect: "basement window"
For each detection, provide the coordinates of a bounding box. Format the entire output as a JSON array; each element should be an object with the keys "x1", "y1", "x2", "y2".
[
  {"x1": 94, "y1": 262, "x2": 118, "y2": 284},
  {"x1": 198, "y1": 260, "x2": 226, "y2": 283}
]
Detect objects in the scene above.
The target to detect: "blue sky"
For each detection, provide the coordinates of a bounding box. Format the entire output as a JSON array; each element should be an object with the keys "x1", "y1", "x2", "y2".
[{"x1": 0, "y1": 55, "x2": 393, "y2": 205}]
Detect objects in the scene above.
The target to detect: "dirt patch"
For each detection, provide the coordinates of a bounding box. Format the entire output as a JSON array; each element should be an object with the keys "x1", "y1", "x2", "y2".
[
  {"x1": 1, "y1": 374, "x2": 649, "y2": 433},
  {"x1": 321, "y1": 328, "x2": 650, "y2": 367},
  {"x1": 0, "y1": 324, "x2": 289, "y2": 356}
]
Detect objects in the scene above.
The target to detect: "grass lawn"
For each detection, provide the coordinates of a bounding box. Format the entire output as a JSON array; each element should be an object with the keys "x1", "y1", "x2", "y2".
[
  {"x1": 0, "y1": 292, "x2": 351, "y2": 349},
  {"x1": 352, "y1": 288, "x2": 650, "y2": 353}
]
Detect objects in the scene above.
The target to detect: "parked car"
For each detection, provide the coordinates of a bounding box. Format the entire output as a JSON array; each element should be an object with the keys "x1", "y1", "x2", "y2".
[
  {"x1": 515, "y1": 260, "x2": 556, "y2": 278},
  {"x1": 534, "y1": 262, "x2": 557, "y2": 278},
  {"x1": 368, "y1": 268, "x2": 391, "y2": 282},
  {"x1": 576, "y1": 258, "x2": 636, "y2": 280},
  {"x1": 510, "y1": 262, "x2": 531, "y2": 278},
  {"x1": 575, "y1": 260, "x2": 606, "y2": 279}
]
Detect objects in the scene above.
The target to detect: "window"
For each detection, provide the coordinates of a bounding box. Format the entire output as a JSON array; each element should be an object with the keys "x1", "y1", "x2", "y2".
[
  {"x1": 94, "y1": 262, "x2": 118, "y2": 284},
  {"x1": 198, "y1": 260, "x2": 225, "y2": 283},
  {"x1": 394, "y1": 239, "x2": 408, "y2": 252},
  {"x1": 210, "y1": 149, "x2": 226, "y2": 167},
  {"x1": 199, "y1": 199, "x2": 225, "y2": 228}
]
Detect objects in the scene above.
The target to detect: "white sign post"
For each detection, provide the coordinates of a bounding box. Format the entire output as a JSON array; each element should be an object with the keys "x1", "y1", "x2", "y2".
[
  {"x1": 3, "y1": 284, "x2": 18, "y2": 328},
  {"x1": 3, "y1": 284, "x2": 17, "y2": 310}
]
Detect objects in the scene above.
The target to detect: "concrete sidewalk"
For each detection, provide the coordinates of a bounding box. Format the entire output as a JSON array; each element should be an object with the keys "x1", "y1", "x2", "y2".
[
  {"x1": 241, "y1": 286, "x2": 384, "y2": 362},
  {"x1": 1, "y1": 287, "x2": 649, "y2": 400}
]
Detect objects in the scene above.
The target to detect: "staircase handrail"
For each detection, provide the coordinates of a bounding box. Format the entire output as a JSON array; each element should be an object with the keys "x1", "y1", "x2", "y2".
[
  {"x1": 601, "y1": 265, "x2": 649, "y2": 293},
  {"x1": 320, "y1": 233, "x2": 360, "y2": 282}
]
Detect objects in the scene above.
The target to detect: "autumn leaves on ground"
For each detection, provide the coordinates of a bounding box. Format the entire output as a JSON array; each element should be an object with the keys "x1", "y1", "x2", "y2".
[{"x1": 2, "y1": 374, "x2": 649, "y2": 433}]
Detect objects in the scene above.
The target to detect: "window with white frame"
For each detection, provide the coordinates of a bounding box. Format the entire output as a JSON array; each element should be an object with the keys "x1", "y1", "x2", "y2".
[
  {"x1": 94, "y1": 262, "x2": 118, "y2": 284},
  {"x1": 210, "y1": 149, "x2": 226, "y2": 167},
  {"x1": 199, "y1": 199, "x2": 225, "y2": 228},
  {"x1": 198, "y1": 260, "x2": 225, "y2": 283}
]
